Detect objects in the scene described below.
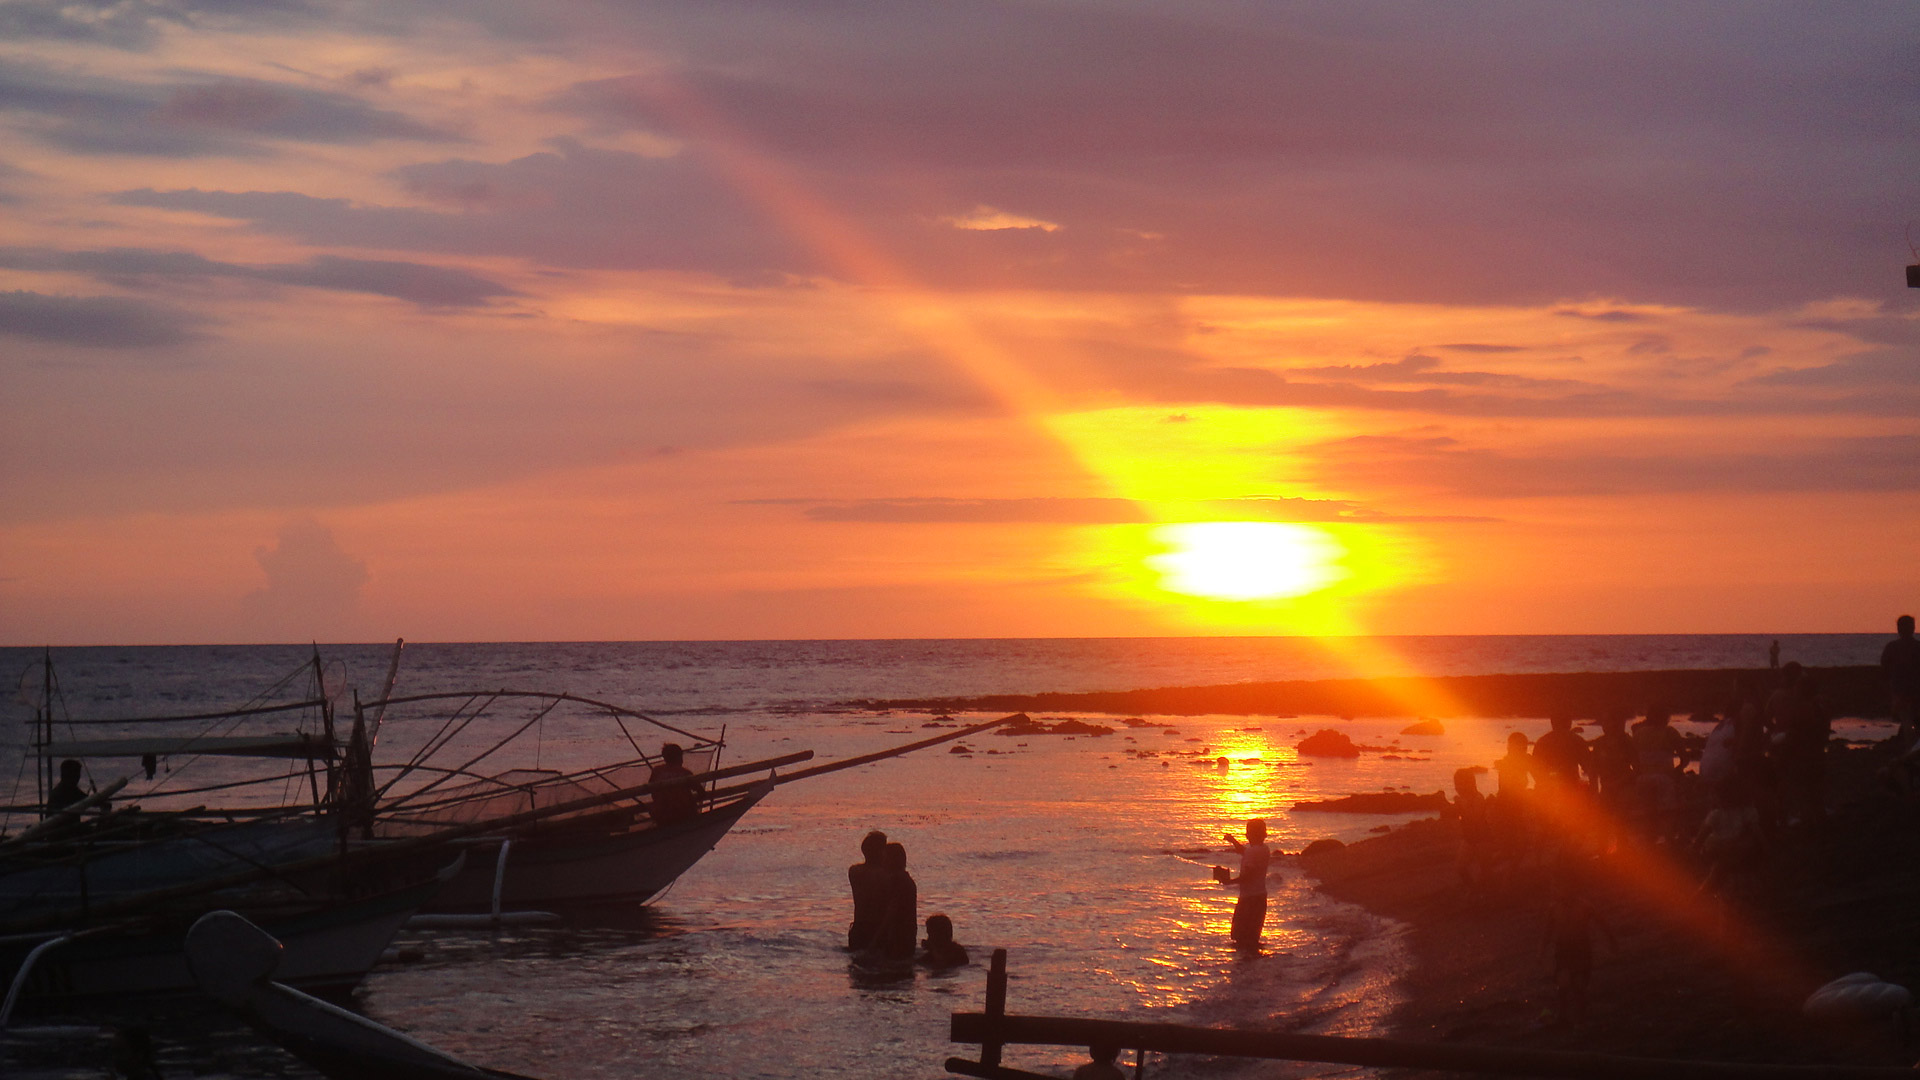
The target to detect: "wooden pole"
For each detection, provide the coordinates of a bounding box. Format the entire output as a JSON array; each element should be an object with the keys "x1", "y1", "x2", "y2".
[
  {"x1": 981, "y1": 948, "x2": 1008, "y2": 1068},
  {"x1": 950, "y1": 1011, "x2": 1915, "y2": 1079}
]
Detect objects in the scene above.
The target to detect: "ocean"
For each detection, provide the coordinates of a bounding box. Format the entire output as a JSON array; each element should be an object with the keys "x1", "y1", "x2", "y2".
[{"x1": 0, "y1": 635, "x2": 1895, "y2": 1079}]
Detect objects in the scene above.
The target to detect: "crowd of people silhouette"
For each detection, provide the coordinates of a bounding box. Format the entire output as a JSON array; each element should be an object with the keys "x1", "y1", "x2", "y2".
[{"x1": 1440, "y1": 616, "x2": 1918, "y2": 1025}]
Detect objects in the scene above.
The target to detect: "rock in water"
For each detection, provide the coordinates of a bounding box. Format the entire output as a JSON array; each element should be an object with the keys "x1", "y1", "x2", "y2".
[
  {"x1": 1296, "y1": 729, "x2": 1361, "y2": 757},
  {"x1": 1401, "y1": 718, "x2": 1446, "y2": 736},
  {"x1": 1291, "y1": 790, "x2": 1447, "y2": 814}
]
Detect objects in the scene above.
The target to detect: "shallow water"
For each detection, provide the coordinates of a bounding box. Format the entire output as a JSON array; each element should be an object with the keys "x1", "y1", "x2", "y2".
[{"x1": 0, "y1": 636, "x2": 1895, "y2": 1078}]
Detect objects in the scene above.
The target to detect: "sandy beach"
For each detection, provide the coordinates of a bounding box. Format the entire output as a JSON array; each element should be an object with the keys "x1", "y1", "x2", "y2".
[{"x1": 1301, "y1": 741, "x2": 1920, "y2": 1074}]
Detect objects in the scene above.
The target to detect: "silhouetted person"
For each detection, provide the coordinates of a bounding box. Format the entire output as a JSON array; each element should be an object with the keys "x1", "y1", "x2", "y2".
[
  {"x1": 1769, "y1": 639, "x2": 1780, "y2": 670},
  {"x1": 1219, "y1": 818, "x2": 1270, "y2": 950},
  {"x1": 46, "y1": 758, "x2": 87, "y2": 814},
  {"x1": 1631, "y1": 708, "x2": 1685, "y2": 839},
  {"x1": 1698, "y1": 709, "x2": 1741, "y2": 806},
  {"x1": 1590, "y1": 713, "x2": 1635, "y2": 851},
  {"x1": 1531, "y1": 716, "x2": 1592, "y2": 851},
  {"x1": 1775, "y1": 670, "x2": 1830, "y2": 827},
  {"x1": 1073, "y1": 1045, "x2": 1127, "y2": 1080},
  {"x1": 919, "y1": 913, "x2": 969, "y2": 969},
  {"x1": 1532, "y1": 716, "x2": 1591, "y2": 789},
  {"x1": 1543, "y1": 873, "x2": 1614, "y2": 1025},
  {"x1": 1884, "y1": 615, "x2": 1920, "y2": 745},
  {"x1": 646, "y1": 743, "x2": 700, "y2": 825},
  {"x1": 847, "y1": 830, "x2": 889, "y2": 950},
  {"x1": 1491, "y1": 732, "x2": 1534, "y2": 856},
  {"x1": 1451, "y1": 767, "x2": 1494, "y2": 886},
  {"x1": 1763, "y1": 662, "x2": 1801, "y2": 741},
  {"x1": 1695, "y1": 790, "x2": 1764, "y2": 894},
  {"x1": 877, "y1": 841, "x2": 917, "y2": 961}
]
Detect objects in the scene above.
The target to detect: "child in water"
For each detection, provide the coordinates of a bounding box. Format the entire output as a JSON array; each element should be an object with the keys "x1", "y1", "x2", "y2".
[
  {"x1": 1072, "y1": 1045, "x2": 1127, "y2": 1080},
  {"x1": 919, "y1": 913, "x2": 969, "y2": 970}
]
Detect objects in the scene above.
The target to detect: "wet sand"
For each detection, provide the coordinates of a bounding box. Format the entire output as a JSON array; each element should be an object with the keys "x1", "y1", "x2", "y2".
[
  {"x1": 873, "y1": 666, "x2": 1891, "y2": 721},
  {"x1": 1300, "y1": 744, "x2": 1920, "y2": 1073}
]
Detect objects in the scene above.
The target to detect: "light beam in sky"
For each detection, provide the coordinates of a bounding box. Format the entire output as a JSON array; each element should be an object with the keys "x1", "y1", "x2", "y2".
[{"x1": 619, "y1": 66, "x2": 1409, "y2": 633}]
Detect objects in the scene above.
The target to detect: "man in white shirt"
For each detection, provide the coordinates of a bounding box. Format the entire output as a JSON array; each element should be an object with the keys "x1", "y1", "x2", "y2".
[{"x1": 1221, "y1": 818, "x2": 1271, "y2": 951}]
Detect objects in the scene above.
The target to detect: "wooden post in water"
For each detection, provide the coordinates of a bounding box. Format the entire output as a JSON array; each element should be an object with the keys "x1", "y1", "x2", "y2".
[{"x1": 981, "y1": 948, "x2": 1008, "y2": 1069}]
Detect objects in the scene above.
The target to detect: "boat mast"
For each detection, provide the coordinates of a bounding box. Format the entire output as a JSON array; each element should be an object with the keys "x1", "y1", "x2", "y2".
[
  {"x1": 309, "y1": 646, "x2": 333, "y2": 809},
  {"x1": 37, "y1": 647, "x2": 52, "y2": 818}
]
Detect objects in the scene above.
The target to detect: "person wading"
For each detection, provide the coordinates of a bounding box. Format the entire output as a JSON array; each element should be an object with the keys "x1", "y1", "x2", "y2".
[{"x1": 1218, "y1": 818, "x2": 1271, "y2": 952}]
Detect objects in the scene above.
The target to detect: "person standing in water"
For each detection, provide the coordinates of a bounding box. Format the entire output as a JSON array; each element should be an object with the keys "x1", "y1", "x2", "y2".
[
  {"x1": 847, "y1": 830, "x2": 889, "y2": 950},
  {"x1": 878, "y1": 841, "x2": 918, "y2": 961},
  {"x1": 1218, "y1": 818, "x2": 1271, "y2": 951}
]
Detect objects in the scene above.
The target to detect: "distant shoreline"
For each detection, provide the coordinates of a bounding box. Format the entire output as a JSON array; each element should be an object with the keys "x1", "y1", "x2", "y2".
[{"x1": 867, "y1": 665, "x2": 1891, "y2": 719}]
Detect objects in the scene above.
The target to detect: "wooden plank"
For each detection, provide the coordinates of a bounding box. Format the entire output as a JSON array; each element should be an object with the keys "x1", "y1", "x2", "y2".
[{"x1": 950, "y1": 1012, "x2": 1915, "y2": 1079}]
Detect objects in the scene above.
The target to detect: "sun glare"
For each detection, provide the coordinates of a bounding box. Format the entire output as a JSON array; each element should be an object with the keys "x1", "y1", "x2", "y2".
[{"x1": 1147, "y1": 522, "x2": 1347, "y2": 601}]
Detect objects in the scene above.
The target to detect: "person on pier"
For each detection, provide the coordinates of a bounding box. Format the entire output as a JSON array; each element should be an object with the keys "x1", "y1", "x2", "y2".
[
  {"x1": 847, "y1": 830, "x2": 889, "y2": 950},
  {"x1": 1220, "y1": 818, "x2": 1271, "y2": 951}
]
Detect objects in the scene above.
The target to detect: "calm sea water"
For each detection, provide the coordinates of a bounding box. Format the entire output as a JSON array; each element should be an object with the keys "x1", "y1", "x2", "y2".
[{"x1": 0, "y1": 636, "x2": 1894, "y2": 1079}]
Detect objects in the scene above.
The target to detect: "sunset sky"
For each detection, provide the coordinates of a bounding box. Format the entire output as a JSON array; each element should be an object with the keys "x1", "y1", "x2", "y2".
[{"x1": 2, "y1": 2, "x2": 1917, "y2": 644}]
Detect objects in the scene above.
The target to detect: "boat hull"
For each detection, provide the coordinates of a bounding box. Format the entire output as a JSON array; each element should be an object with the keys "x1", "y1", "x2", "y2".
[
  {"x1": 1, "y1": 870, "x2": 447, "y2": 1006},
  {"x1": 420, "y1": 785, "x2": 768, "y2": 912}
]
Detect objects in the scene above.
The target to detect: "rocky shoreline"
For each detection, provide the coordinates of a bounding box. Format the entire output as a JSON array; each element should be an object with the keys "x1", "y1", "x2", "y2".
[
  {"x1": 1298, "y1": 743, "x2": 1920, "y2": 1073},
  {"x1": 869, "y1": 665, "x2": 1890, "y2": 720}
]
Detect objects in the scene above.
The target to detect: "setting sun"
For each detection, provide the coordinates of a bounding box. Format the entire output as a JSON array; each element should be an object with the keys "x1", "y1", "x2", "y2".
[{"x1": 1147, "y1": 522, "x2": 1348, "y2": 601}]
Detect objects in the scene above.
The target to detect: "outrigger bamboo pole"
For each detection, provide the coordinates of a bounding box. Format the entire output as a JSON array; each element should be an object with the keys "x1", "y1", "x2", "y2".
[
  {"x1": 950, "y1": 950, "x2": 1917, "y2": 1080},
  {"x1": 764, "y1": 714, "x2": 1021, "y2": 786}
]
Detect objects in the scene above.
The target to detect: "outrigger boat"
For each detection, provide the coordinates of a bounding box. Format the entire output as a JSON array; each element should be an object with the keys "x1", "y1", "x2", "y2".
[{"x1": 3, "y1": 644, "x2": 1015, "y2": 1007}]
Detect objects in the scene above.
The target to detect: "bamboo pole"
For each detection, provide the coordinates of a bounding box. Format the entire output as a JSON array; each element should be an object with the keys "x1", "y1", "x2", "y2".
[{"x1": 766, "y1": 715, "x2": 1021, "y2": 786}]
